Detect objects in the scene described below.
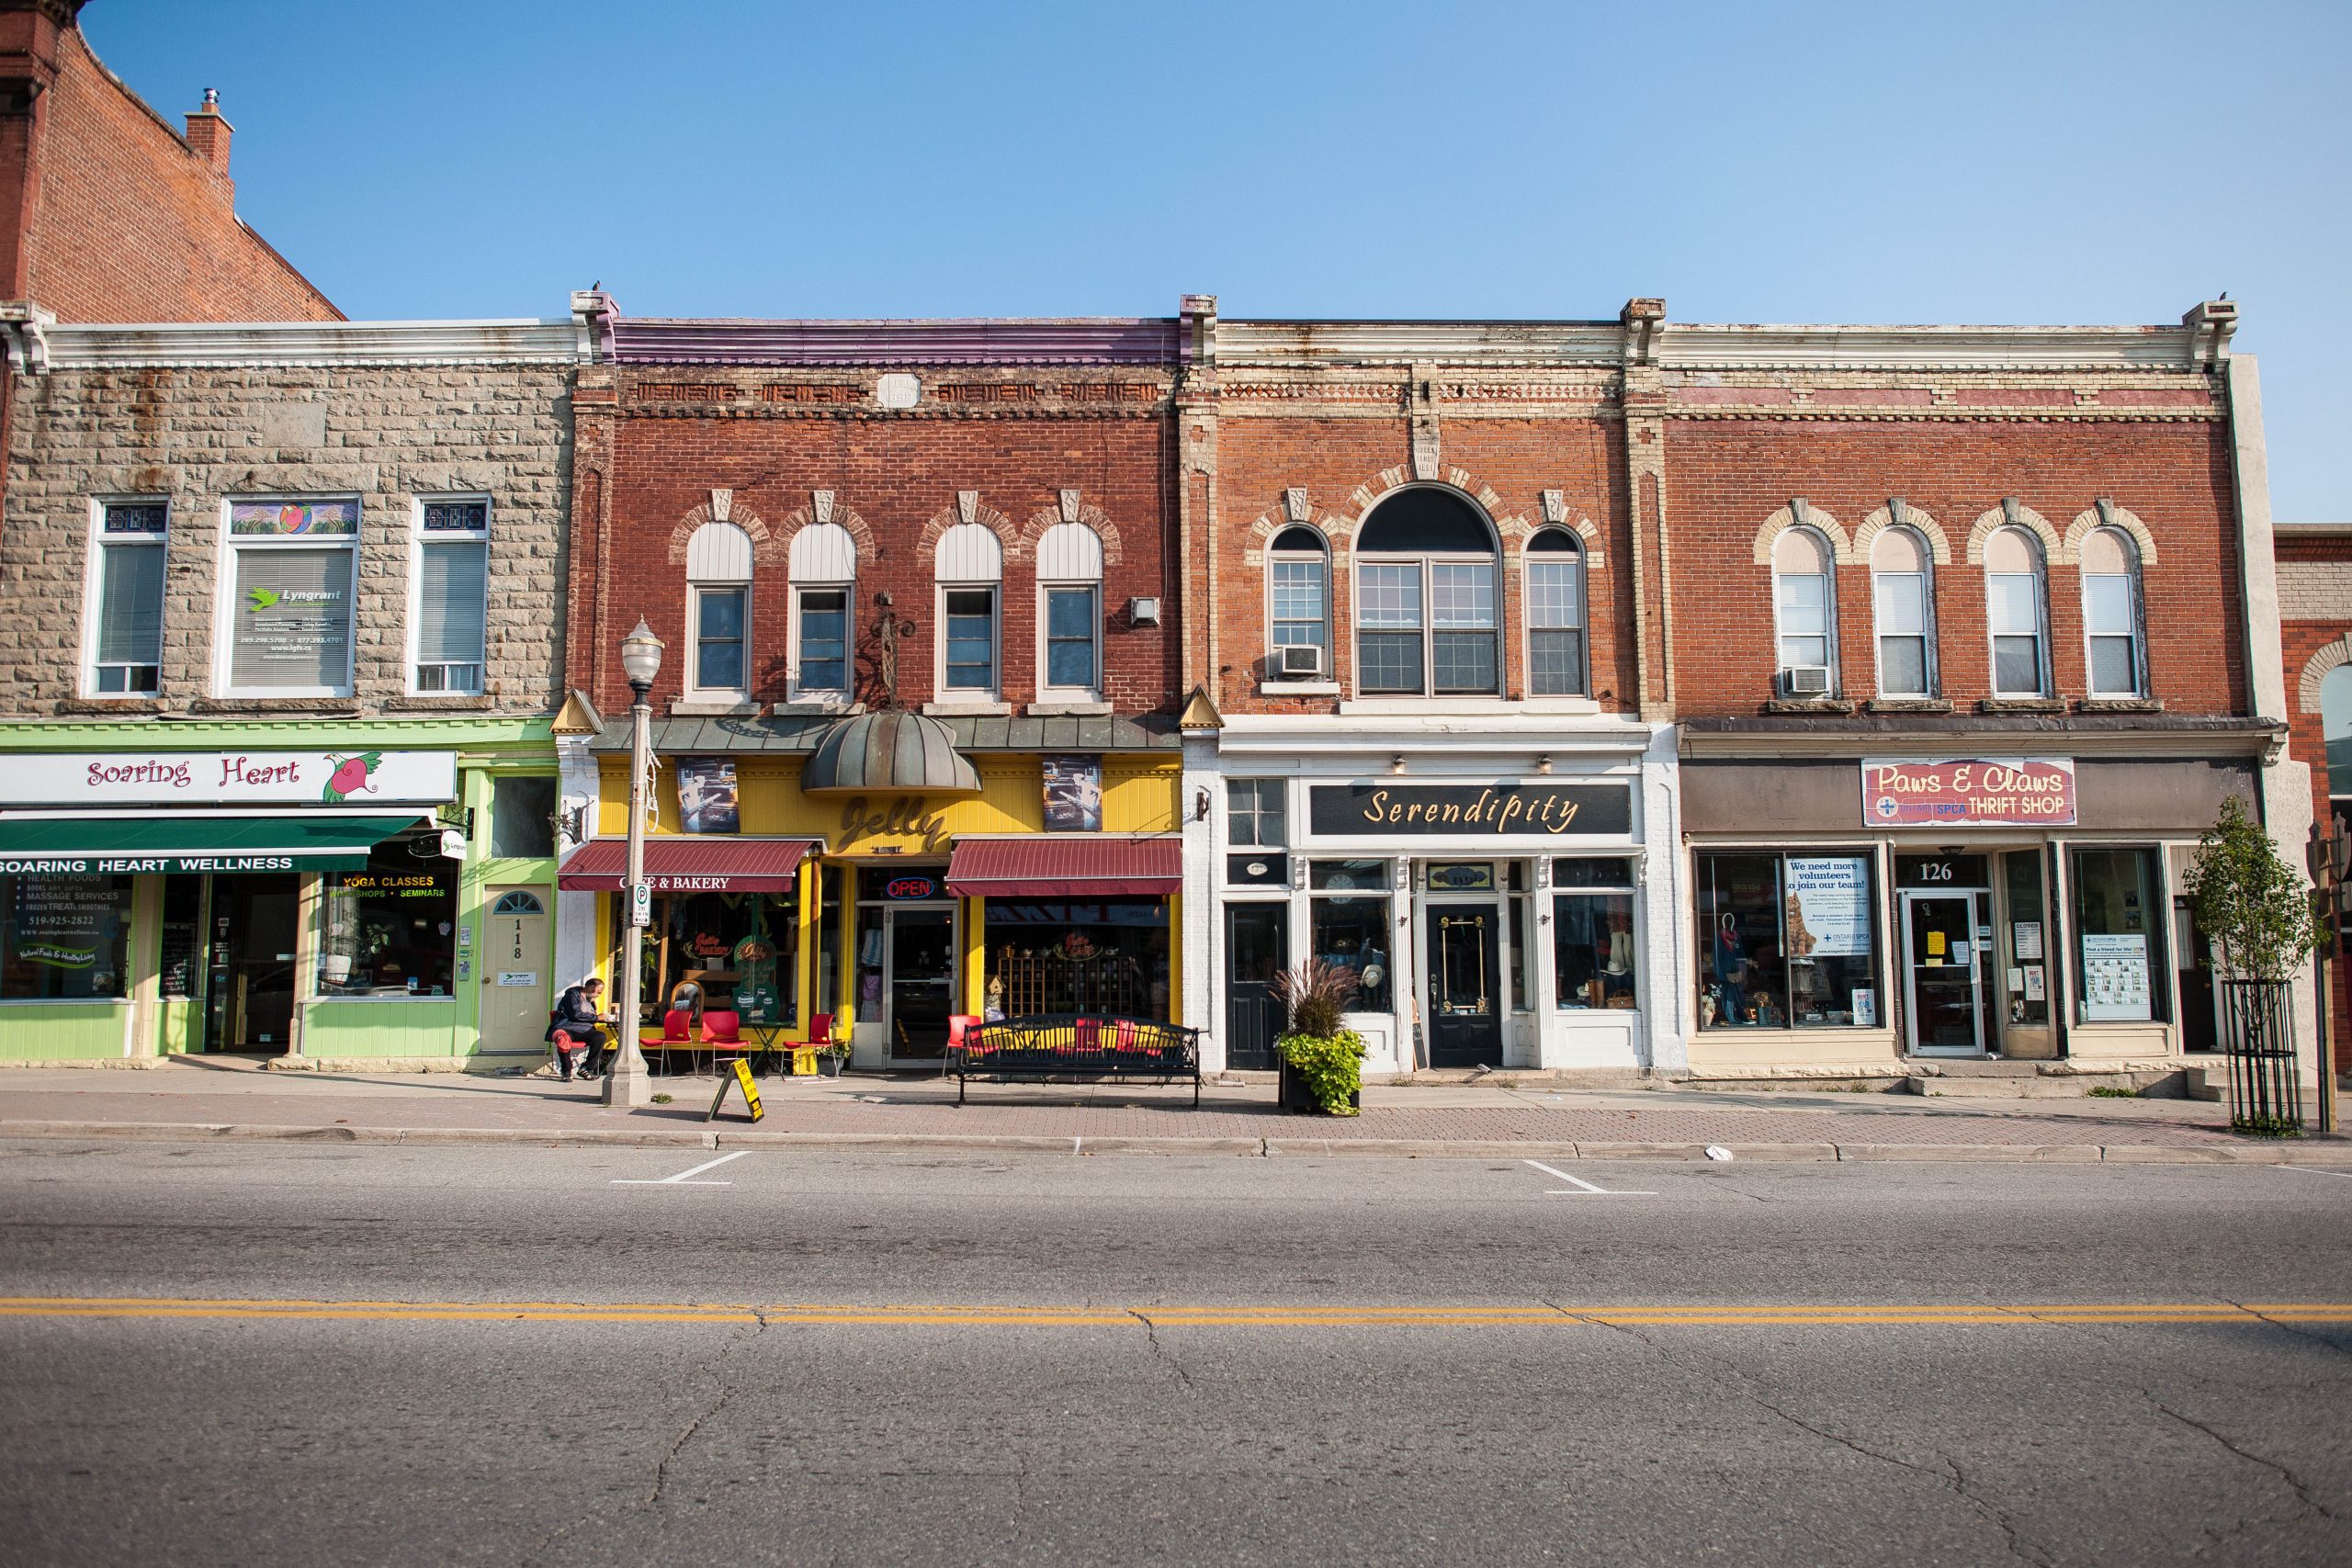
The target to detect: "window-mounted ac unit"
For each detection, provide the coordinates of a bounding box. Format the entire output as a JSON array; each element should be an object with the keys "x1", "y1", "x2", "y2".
[
  {"x1": 1273, "y1": 644, "x2": 1327, "y2": 679},
  {"x1": 1781, "y1": 665, "x2": 1831, "y2": 696}
]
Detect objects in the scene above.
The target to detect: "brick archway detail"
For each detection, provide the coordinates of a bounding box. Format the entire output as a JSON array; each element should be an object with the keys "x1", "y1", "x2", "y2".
[
  {"x1": 1850, "y1": 502, "x2": 1951, "y2": 565},
  {"x1": 2300, "y1": 636, "x2": 2352, "y2": 714},
  {"x1": 1750, "y1": 502, "x2": 1852, "y2": 566},
  {"x1": 774, "y1": 493, "x2": 877, "y2": 566},
  {"x1": 666, "y1": 493, "x2": 776, "y2": 566},
  {"x1": 921, "y1": 496, "x2": 1022, "y2": 561},
  {"x1": 1964, "y1": 502, "x2": 2066, "y2": 565},
  {"x1": 2063, "y1": 503, "x2": 2160, "y2": 566},
  {"x1": 1020, "y1": 493, "x2": 1124, "y2": 566}
]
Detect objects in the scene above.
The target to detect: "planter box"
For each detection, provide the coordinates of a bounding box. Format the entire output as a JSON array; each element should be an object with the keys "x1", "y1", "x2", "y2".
[{"x1": 1279, "y1": 1056, "x2": 1361, "y2": 1114}]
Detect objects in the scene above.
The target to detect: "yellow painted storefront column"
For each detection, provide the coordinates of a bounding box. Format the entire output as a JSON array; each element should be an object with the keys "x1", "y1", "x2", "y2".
[
  {"x1": 834, "y1": 867, "x2": 857, "y2": 1035},
  {"x1": 795, "y1": 857, "x2": 819, "y2": 1042},
  {"x1": 962, "y1": 896, "x2": 985, "y2": 1017}
]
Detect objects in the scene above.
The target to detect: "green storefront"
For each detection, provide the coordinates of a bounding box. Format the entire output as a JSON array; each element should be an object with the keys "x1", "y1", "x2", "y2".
[{"x1": 0, "y1": 718, "x2": 560, "y2": 1066}]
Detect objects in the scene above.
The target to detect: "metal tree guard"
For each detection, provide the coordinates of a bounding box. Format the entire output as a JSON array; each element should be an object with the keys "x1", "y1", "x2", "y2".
[{"x1": 2221, "y1": 978, "x2": 2301, "y2": 1135}]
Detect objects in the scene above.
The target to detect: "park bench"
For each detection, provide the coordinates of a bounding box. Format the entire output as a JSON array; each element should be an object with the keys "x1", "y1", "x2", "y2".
[{"x1": 955, "y1": 1014, "x2": 1202, "y2": 1106}]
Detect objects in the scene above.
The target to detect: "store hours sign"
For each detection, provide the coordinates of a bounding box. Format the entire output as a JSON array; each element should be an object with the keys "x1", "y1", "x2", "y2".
[
  {"x1": 0, "y1": 750, "x2": 458, "y2": 807},
  {"x1": 1308, "y1": 783, "x2": 1633, "y2": 840}
]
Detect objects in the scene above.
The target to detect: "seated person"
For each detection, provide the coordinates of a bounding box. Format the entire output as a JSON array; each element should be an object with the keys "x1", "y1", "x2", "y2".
[{"x1": 548, "y1": 976, "x2": 613, "y2": 1080}]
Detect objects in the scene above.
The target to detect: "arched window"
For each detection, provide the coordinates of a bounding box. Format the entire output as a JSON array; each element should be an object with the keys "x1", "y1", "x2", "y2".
[
  {"x1": 1870, "y1": 525, "x2": 1934, "y2": 698},
  {"x1": 1524, "y1": 528, "x2": 1587, "y2": 697},
  {"x1": 1036, "y1": 521, "x2": 1103, "y2": 699},
  {"x1": 1266, "y1": 525, "x2": 1329, "y2": 679},
  {"x1": 788, "y1": 522, "x2": 857, "y2": 699},
  {"x1": 685, "y1": 521, "x2": 752, "y2": 700},
  {"x1": 1984, "y1": 525, "x2": 2048, "y2": 697},
  {"x1": 492, "y1": 890, "x2": 545, "y2": 917},
  {"x1": 1771, "y1": 526, "x2": 1836, "y2": 694},
  {"x1": 935, "y1": 523, "x2": 1002, "y2": 699},
  {"x1": 1353, "y1": 488, "x2": 1498, "y2": 696},
  {"x1": 2325, "y1": 666, "x2": 2352, "y2": 821},
  {"x1": 2080, "y1": 525, "x2": 2145, "y2": 697}
]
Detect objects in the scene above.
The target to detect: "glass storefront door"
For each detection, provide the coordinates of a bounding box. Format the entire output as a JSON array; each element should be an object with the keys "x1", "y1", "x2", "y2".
[
  {"x1": 1224, "y1": 903, "x2": 1287, "y2": 1071},
  {"x1": 887, "y1": 905, "x2": 956, "y2": 1060},
  {"x1": 1901, "y1": 890, "x2": 1987, "y2": 1055},
  {"x1": 1425, "y1": 904, "x2": 1501, "y2": 1067},
  {"x1": 205, "y1": 874, "x2": 300, "y2": 1050}
]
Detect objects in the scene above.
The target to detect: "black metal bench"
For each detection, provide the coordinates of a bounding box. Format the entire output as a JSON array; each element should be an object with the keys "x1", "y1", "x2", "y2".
[{"x1": 956, "y1": 1015, "x2": 1202, "y2": 1105}]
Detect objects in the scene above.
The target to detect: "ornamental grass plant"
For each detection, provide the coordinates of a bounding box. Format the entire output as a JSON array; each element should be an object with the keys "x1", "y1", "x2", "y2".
[{"x1": 1270, "y1": 958, "x2": 1365, "y2": 1115}]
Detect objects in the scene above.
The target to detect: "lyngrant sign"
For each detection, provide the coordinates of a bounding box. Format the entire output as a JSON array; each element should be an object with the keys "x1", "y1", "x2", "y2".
[{"x1": 1861, "y1": 757, "x2": 2077, "y2": 829}]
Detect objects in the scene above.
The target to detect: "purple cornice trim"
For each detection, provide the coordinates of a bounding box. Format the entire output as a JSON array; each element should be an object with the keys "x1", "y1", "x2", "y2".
[{"x1": 613, "y1": 317, "x2": 1183, "y2": 367}]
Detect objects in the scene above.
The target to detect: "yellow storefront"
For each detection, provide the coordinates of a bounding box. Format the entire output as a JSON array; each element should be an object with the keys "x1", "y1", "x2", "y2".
[{"x1": 559, "y1": 712, "x2": 1182, "y2": 1068}]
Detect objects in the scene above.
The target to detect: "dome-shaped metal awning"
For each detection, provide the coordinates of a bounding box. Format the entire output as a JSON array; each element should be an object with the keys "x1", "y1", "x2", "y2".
[{"x1": 798, "y1": 710, "x2": 981, "y2": 796}]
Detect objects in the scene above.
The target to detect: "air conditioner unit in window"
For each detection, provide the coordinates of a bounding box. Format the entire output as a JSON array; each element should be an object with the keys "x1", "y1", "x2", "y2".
[
  {"x1": 1781, "y1": 665, "x2": 1832, "y2": 696},
  {"x1": 1274, "y1": 644, "x2": 1327, "y2": 679}
]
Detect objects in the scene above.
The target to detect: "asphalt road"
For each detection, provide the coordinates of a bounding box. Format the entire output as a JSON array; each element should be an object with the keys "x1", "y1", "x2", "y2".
[{"x1": 3, "y1": 1138, "x2": 2350, "y2": 1567}]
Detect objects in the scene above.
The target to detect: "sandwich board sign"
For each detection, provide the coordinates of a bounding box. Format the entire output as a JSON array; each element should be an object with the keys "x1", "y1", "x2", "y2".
[{"x1": 706, "y1": 1057, "x2": 763, "y2": 1123}]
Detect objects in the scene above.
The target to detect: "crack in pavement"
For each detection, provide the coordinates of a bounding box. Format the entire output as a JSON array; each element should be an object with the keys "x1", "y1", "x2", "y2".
[
  {"x1": 1571, "y1": 1303, "x2": 2052, "y2": 1567},
  {"x1": 2151, "y1": 1394, "x2": 2338, "y2": 1527},
  {"x1": 2231, "y1": 1298, "x2": 2352, "y2": 1363},
  {"x1": 647, "y1": 1306, "x2": 769, "y2": 1509},
  {"x1": 1127, "y1": 1308, "x2": 1197, "y2": 1392}
]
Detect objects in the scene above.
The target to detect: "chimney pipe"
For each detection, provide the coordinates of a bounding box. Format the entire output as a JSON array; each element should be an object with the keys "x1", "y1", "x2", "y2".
[{"x1": 185, "y1": 88, "x2": 232, "y2": 178}]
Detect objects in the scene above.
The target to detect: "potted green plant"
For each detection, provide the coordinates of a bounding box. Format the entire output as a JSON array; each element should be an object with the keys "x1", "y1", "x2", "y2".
[
  {"x1": 816, "y1": 1034, "x2": 852, "y2": 1077},
  {"x1": 1271, "y1": 958, "x2": 1365, "y2": 1115},
  {"x1": 2182, "y1": 797, "x2": 2330, "y2": 1134}
]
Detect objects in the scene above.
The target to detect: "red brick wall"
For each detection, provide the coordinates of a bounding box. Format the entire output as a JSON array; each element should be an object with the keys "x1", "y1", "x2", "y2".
[
  {"x1": 16, "y1": 25, "x2": 338, "y2": 322},
  {"x1": 1661, "y1": 420, "x2": 2246, "y2": 716},
  {"x1": 1205, "y1": 414, "x2": 1634, "y2": 716},
  {"x1": 572, "y1": 391, "x2": 1178, "y2": 719}
]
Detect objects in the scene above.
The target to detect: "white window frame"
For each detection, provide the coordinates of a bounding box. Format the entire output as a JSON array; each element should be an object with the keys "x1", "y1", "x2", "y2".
[
  {"x1": 689, "y1": 582, "x2": 753, "y2": 703},
  {"x1": 1522, "y1": 533, "x2": 1589, "y2": 699},
  {"x1": 1353, "y1": 554, "x2": 1500, "y2": 698},
  {"x1": 1266, "y1": 529, "x2": 1330, "y2": 671},
  {"x1": 82, "y1": 496, "x2": 170, "y2": 699},
  {"x1": 1227, "y1": 777, "x2": 1289, "y2": 850},
  {"x1": 212, "y1": 495, "x2": 360, "y2": 699},
  {"x1": 406, "y1": 495, "x2": 491, "y2": 696},
  {"x1": 1869, "y1": 528, "x2": 1936, "y2": 700},
  {"x1": 1770, "y1": 526, "x2": 1838, "y2": 695},
  {"x1": 1038, "y1": 581, "x2": 1102, "y2": 702},
  {"x1": 2080, "y1": 527, "x2": 2147, "y2": 699},
  {"x1": 1984, "y1": 527, "x2": 2051, "y2": 699},
  {"x1": 787, "y1": 581, "x2": 852, "y2": 702},
  {"x1": 935, "y1": 581, "x2": 1001, "y2": 700}
]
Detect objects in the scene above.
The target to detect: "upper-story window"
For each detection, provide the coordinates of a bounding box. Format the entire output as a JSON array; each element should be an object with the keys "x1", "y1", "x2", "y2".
[
  {"x1": 1354, "y1": 488, "x2": 1499, "y2": 696},
  {"x1": 1524, "y1": 528, "x2": 1588, "y2": 697},
  {"x1": 412, "y1": 499, "x2": 489, "y2": 694},
  {"x1": 1984, "y1": 525, "x2": 2050, "y2": 697},
  {"x1": 685, "y1": 521, "x2": 753, "y2": 701},
  {"x1": 1870, "y1": 525, "x2": 1934, "y2": 698},
  {"x1": 934, "y1": 522, "x2": 1002, "y2": 700},
  {"x1": 788, "y1": 522, "x2": 857, "y2": 701},
  {"x1": 1771, "y1": 525, "x2": 1837, "y2": 696},
  {"x1": 1227, "y1": 778, "x2": 1287, "y2": 847},
  {"x1": 1036, "y1": 521, "x2": 1103, "y2": 700},
  {"x1": 218, "y1": 498, "x2": 359, "y2": 697},
  {"x1": 1267, "y1": 526, "x2": 1329, "y2": 681},
  {"x1": 2080, "y1": 525, "x2": 2146, "y2": 697},
  {"x1": 85, "y1": 499, "x2": 168, "y2": 696}
]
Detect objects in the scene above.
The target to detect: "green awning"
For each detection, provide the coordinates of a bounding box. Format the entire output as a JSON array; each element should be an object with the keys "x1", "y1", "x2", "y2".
[{"x1": 0, "y1": 815, "x2": 424, "y2": 875}]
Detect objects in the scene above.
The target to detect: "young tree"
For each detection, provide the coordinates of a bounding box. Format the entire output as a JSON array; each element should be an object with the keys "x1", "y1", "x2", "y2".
[{"x1": 2181, "y1": 797, "x2": 2328, "y2": 982}]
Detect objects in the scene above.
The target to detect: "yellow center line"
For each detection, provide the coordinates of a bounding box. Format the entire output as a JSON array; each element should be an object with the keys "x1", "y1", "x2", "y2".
[{"x1": 0, "y1": 1295, "x2": 2346, "y2": 1327}]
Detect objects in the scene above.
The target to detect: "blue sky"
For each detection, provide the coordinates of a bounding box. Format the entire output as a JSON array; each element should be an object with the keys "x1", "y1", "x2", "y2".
[{"x1": 85, "y1": 0, "x2": 2352, "y2": 518}]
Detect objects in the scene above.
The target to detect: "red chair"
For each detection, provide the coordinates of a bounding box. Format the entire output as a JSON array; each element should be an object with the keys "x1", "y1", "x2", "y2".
[
  {"x1": 639, "y1": 1009, "x2": 693, "y2": 1077},
  {"x1": 700, "y1": 1009, "x2": 744, "y2": 1074},
  {"x1": 945, "y1": 1014, "x2": 981, "y2": 1077},
  {"x1": 808, "y1": 1012, "x2": 833, "y2": 1047}
]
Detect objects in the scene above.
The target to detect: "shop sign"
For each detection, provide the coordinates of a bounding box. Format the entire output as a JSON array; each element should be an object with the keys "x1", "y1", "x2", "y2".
[
  {"x1": 834, "y1": 795, "x2": 952, "y2": 854},
  {"x1": 0, "y1": 853, "x2": 305, "y2": 875},
  {"x1": 1307, "y1": 783, "x2": 1633, "y2": 840},
  {"x1": 1, "y1": 750, "x2": 457, "y2": 807},
  {"x1": 677, "y1": 758, "x2": 740, "y2": 835},
  {"x1": 1862, "y1": 758, "x2": 2075, "y2": 828},
  {"x1": 884, "y1": 874, "x2": 940, "y2": 901}
]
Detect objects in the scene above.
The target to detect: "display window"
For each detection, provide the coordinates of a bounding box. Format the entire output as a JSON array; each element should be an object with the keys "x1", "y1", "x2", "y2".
[
  {"x1": 1696, "y1": 851, "x2": 1880, "y2": 1029},
  {"x1": 1555, "y1": 857, "x2": 1638, "y2": 1011},
  {"x1": 2071, "y1": 846, "x2": 2168, "y2": 1023},
  {"x1": 1308, "y1": 860, "x2": 1393, "y2": 1013},
  {"x1": 2, "y1": 874, "x2": 133, "y2": 1000},
  {"x1": 319, "y1": 845, "x2": 458, "y2": 998},
  {"x1": 638, "y1": 889, "x2": 800, "y2": 1027},
  {"x1": 984, "y1": 897, "x2": 1170, "y2": 1019}
]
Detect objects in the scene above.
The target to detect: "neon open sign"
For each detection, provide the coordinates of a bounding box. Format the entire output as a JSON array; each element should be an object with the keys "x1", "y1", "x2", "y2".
[{"x1": 886, "y1": 876, "x2": 939, "y2": 900}]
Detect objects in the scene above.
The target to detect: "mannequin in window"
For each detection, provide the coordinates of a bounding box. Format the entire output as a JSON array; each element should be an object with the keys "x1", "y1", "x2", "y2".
[
  {"x1": 1601, "y1": 910, "x2": 1636, "y2": 1006},
  {"x1": 1712, "y1": 911, "x2": 1749, "y2": 1024}
]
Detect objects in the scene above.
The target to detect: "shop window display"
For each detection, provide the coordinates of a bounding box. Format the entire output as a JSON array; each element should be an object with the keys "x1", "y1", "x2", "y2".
[
  {"x1": 1555, "y1": 858, "x2": 1638, "y2": 1011},
  {"x1": 1696, "y1": 852, "x2": 1878, "y2": 1029},
  {"x1": 1308, "y1": 860, "x2": 1392, "y2": 1013},
  {"x1": 318, "y1": 846, "x2": 457, "y2": 997},
  {"x1": 2, "y1": 874, "x2": 133, "y2": 1000},
  {"x1": 2071, "y1": 846, "x2": 2167, "y2": 1023},
  {"x1": 985, "y1": 897, "x2": 1170, "y2": 1019},
  {"x1": 639, "y1": 890, "x2": 800, "y2": 1027}
]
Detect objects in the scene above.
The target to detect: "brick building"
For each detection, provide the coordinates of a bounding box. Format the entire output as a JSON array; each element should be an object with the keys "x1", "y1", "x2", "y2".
[
  {"x1": 1182, "y1": 299, "x2": 2313, "y2": 1088},
  {"x1": 552, "y1": 303, "x2": 1189, "y2": 1064},
  {"x1": 0, "y1": 309, "x2": 594, "y2": 1065},
  {"x1": 2279, "y1": 520, "x2": 2352, "y2": 1067}
]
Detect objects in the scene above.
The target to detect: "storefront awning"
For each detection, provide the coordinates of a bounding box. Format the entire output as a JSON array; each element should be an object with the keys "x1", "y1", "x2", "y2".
[
  {"x1": 0, "y1": 814, "x2": 424, "y2": 874},
  {"x1": 945, "y1": 837, "x2": 1181, "y2": 898},
  {"x1": 557, "y1": 837, "x2": 819, "y2": 893}
]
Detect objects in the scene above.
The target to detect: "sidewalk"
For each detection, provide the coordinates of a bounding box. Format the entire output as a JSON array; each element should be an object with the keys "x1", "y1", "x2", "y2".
[{"x1": 2, "y1": 1057, "x2": 2346, "y2": 1163}]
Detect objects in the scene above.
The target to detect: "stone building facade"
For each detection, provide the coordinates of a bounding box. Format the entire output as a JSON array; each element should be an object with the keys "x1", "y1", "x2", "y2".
[{"x1": 0, "y1": 311, "x2": 594, "y2": 1065}]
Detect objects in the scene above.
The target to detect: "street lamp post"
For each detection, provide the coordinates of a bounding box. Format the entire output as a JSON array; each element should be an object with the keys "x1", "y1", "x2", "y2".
[{"x1": 605, "y1": 619, "x2": 664, "y2": 1109}]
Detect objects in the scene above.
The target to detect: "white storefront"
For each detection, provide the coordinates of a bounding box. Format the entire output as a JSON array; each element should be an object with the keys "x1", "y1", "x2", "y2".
[{"x1": 1184, "y1": 713, "x2": 1685, "y2": 1077}]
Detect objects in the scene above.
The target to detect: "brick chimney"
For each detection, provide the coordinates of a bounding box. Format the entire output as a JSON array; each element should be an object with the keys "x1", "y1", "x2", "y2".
[{"x1": 184, "y1": 86, "x2": 230, "y2": 178}]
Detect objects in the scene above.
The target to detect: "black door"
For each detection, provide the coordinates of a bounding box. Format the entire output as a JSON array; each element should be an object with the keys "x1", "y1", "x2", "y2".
[
  {"x1": 888, "y1": 907, "x2": 955, "y2": 1059},
  {"x1": 205, "y1": 874, "x2": 299, "y2": 1051},
  {"x1": 1225, "y1": 904, "x2": 1287, "y2": 1071},
  {"x1": 1425, "y1": 906, "x2": 1501, "y2": 1068}
]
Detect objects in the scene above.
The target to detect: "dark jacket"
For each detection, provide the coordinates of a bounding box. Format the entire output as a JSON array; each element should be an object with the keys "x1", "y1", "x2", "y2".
[{"x1": 547, "y1": 986, "x2": 606, "y2": 1041}]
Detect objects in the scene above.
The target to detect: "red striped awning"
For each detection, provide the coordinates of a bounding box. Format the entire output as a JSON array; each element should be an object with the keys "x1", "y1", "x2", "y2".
[
  {"x1": 557, "y1": 837, "x2": 818, "y2": 893},
  {"x1": 944, "y1": 836, "x2": 1182, "y2": 898}
]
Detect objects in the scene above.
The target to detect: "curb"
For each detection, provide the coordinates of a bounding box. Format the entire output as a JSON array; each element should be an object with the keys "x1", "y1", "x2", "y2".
[{"x1": 4, "y1": 1119, "x2": 2346, "y2": 1165}]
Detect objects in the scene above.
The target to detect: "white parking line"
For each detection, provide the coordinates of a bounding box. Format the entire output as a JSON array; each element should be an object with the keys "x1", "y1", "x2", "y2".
[
  {"x1": 612, "y1": 1150, "x2": 752, "y2": 1187},
  {"x1": 1523, "y1": 1159, "x2": 1656, "y2": 1197}
]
